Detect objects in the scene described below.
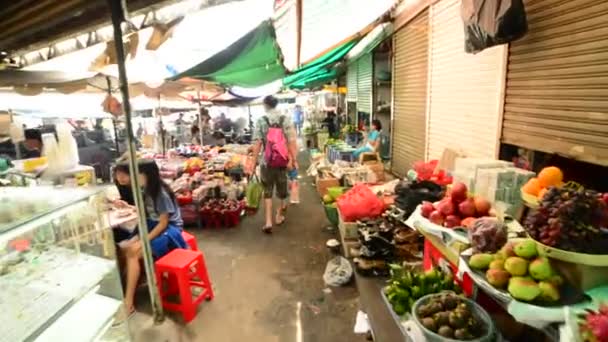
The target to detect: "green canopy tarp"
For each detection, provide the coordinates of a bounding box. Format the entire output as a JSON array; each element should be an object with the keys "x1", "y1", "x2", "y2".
[
  {"x1": 170, "y1": 20, "x2": 287, "y2": 87},
  {"x1": 283, "y1": 40, "x2": 358, "y2": 89}
]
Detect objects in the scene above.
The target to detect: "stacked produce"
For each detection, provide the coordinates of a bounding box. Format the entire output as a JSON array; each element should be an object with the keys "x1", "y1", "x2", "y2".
[
  {"x1": 409, "y1": 160, "x2": 453, "y2": 185},
  {"x1": 469, "y1": 239, "x2": 564, "y2": 303},
  {"x1": 420, "y1": 182, "x2": 493, "y2": 229},
  {"x1": 393, "y1": 180, "x2": 444, "y2": 218},
  {"x1": 200, "y1": 198, "x2": 244, "y2": 227},
  {"x1": 522, "y1": 166, "x2": 564, "y2": 199},
  {"x1": 353, "y1": 212, "x2": 423, "y2": 276},
  {"x1": 384, "y1": 266, "x2": 461, "y2": 316},
  {"x1": 414, "y1": 292, "x2": 488, "y2": 340},
  {"x1": 578, "y1": 303, "x2": 608, "y2": 342},
  {"x1": 524, "y1": 184, "x2": 608, "y2": 254},
  {"x1": 183, "y1": 157, "x2": 204, "y2": 175}
]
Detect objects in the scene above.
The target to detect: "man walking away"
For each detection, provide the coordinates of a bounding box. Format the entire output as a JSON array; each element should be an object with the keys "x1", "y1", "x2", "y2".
[
  {"x1": 248, "y1": 95, "x2": 298, "y2": 234},
  {"x1": 293, "y1": 105, "x2": 304, "y2": 136}
]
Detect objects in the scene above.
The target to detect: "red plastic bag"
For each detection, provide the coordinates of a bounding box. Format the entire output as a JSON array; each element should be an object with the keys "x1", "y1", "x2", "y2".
[{"x1": 337, "y1": 184, "x2": 385, "y2": 222}]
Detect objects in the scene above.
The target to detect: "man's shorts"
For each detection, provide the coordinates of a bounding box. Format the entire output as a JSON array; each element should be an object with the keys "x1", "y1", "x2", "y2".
[{"x1": 261, "y1": 165, "x2": 288, "y2": 199}]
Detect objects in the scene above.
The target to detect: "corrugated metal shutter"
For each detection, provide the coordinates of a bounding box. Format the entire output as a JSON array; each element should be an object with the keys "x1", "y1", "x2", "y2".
[
  {"x1": 346, "y1": 64, "x2": 358, "y2": 101},
  {"x1": 391, "y1": 10, "x2": 429, "y2": 176},
  {"x1": 427, "y1": 0, "x2": 506, "y2": 160},
  {"x1": 356, "y1": 53, "x2": 373, "y2": 114},
  {"x1": 502, "y1": 0, "x2": 608, "y2": 166}
]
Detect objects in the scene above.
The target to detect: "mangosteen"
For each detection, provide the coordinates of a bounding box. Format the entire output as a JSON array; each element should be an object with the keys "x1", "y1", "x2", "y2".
[
  {"x1": 454, "y1": 328, "x2": 472, "y2": 340},
  {"x1": 417, "y1": 304, "x2": 431, "y2": 317},
  {"x1": 467, "y1": 318, "x2": 483, "y2": 336},
  {"x1": 421, "y1": 317, "x2": 437, "y2": 332},
  {"x1": 448, "y1": 311, "x2": 467, "y2": 329},
  {"x1": 434, "y1": 311, "x2": 450, "y2": 326},
  {"x1": 457, "y1": 302, "x2": 468, "y2": 311},
  {"x1": 438, "y1": 325, "x2": 454, "y2": 338},
  {"x1": 427, "y1": 301, "x2": 443, "y2": 316},
  {"x1": 442, "y1": 295, "x2": 458, "y2": 310},
  {"x1": 455, "y1": 306, "x2": 471, "y2": 320}
]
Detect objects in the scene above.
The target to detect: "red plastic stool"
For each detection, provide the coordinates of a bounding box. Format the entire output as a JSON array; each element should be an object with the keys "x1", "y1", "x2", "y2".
[
  {"x1": 181, "y1": 231, "x2": 198, "y2": 251},
  {"x1": 155, "y1": 249, "x2": 214, "y2": 323}
]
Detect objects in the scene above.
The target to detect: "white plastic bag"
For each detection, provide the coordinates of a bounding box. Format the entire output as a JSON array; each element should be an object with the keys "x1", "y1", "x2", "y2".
[{"x1": 323, "y1": 256, "x2": 353, "y2": 287}]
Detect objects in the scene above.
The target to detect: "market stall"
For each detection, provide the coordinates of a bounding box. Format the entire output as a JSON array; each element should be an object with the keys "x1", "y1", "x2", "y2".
[{"x1": 326, "y1": 150, "x2": 608, "y2": 342}]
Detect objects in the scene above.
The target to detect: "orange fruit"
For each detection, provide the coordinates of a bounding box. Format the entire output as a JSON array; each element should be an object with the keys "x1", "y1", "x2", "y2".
[
  {"x1": 523, "y1": 177, "x2": 541, "y2": 196},
  {"x1": 538, "y1": 166, "x2": 563, "y2": 188}
]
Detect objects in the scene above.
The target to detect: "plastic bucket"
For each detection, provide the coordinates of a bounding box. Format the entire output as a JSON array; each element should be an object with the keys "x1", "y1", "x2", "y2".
[{"x1": 411, "y1": 293, "x2": 495, "y2": 342}]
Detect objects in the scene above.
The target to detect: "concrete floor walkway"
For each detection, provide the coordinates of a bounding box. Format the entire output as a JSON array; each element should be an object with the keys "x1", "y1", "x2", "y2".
[{"x1": 128, "y1": 161, "x2": 365, "y2": 342}]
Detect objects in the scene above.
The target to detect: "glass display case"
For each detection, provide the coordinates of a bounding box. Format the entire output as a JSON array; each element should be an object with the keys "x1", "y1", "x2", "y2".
[{"x1": 0, "y1": 186, "x2": 132, "y2": 342}]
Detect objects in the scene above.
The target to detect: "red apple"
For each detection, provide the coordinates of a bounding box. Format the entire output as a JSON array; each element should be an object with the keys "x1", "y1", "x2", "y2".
[
  {"x1": 420, "y1": 201, "x2": 435, "y2": 218},
  {"x1": 429, "y1": 210, "x2": 445, "y2": 226},
  {"x1": 444, "y1": 215, "x2": 461, "y2": 228},
  {"x1": 458, "y1": 198, "x2": 476, "y2": 217},
  {"x1": 451, "y1": 182, "x2": 468, "y2": 203},
  {"x1": 474, "y1": 197, "x2": 491, "y2": 217},
  {"x1": 437, "y1": 198, "x2": 455, "y2": 216}
]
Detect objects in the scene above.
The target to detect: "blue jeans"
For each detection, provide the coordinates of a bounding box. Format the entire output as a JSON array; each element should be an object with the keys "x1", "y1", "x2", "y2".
[{"x1": 353, "y1": 145, "x2": 373, "y2": 159}]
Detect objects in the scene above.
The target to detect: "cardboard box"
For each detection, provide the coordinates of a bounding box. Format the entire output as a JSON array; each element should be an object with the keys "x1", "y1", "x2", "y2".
[
  {"x1": 338, "y1": 209, "x2": 358, "y2": 240},
  {"x1": 365, "y1": 162, "x2": 385, "y2": 183},
  {"x1": 316, "y1": 175, "x2": 340, "y2": 197}
]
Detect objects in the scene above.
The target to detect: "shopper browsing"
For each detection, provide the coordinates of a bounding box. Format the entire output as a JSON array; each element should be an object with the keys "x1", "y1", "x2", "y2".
[
  {"x1": 247, "y1": 95, "x2": 298, "y2": 234},
  {"x1": 122, "y1": 159, "x2": 187, "y2": 314}
]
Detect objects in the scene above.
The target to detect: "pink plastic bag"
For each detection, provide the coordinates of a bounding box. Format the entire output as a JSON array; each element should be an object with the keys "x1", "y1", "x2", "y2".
[{"x1": 337, "y1": 184, "x2": 385, "y2": 222}]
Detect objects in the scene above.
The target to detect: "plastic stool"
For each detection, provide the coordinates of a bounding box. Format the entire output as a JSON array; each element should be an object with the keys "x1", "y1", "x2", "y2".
[
  {"x1": 181, "y1": 231, "x2": 198, "y2": 251},
  {"x1": 155, "y1": 249, "x2": 214, "y2": 323}
]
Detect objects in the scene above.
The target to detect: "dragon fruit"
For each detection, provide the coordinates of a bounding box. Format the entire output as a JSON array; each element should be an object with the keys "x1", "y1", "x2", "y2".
[{"x1": 579, "y1": 303, "x2": 608, "y2": 342}]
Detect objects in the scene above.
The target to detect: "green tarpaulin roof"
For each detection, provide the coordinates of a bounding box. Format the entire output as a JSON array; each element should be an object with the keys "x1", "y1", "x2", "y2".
[
  {"x1": 283, "y1": 40, "x2": 357, "y2": 90},
  {"x1": 346, "y1": 22, "x2": 393, "y2": 64},
  {"x1": 170, "y1": 20, "x2": 287, "y2": 87}
]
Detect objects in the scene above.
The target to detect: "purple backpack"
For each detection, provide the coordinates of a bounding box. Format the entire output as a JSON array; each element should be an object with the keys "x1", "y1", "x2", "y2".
[{"x1": 263, "y1": 116, "x2": 289, "y2": 168}]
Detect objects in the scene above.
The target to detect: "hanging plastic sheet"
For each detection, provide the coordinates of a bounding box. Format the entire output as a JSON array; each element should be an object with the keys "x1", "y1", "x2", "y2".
[{"x1": 461, "y1": 0, "x2": 528, "y2": 54}]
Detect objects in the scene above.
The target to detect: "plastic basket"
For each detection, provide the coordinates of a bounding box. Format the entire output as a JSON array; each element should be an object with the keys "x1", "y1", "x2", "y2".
[
  {"x1": 324, "y1": 204, "x2": 339, "y2": 227},
  {"x1": 412, "y1": 293, "x2": 495, "y2": 342}
]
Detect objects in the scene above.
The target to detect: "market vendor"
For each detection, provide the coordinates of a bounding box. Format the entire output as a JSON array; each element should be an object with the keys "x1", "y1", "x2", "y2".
[
  {"x1": 22, "y1": 128, "x2": 43, "y2": 158},
  {"x1": 113, "y1": 159, "x2": 187, "y2": 314},
  {"x1": 353, "y1": 119, "x2": 382, "y2": 159},
  {"x1": 111, "y1": 162, "x2": 137, "y2": 244}
]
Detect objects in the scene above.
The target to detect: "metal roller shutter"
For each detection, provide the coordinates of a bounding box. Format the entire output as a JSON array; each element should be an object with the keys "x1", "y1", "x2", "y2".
[
  {"x1": 346, "y1": 64, "x2": 358, "y2": 101},
  {"x1": 427, "y1": 0, "x2": 506, "y2": 160},
  {"x1": 502, "y1": 0, "x2": 608, "y2": 166},
  {"x1": 357, "y1": 53, "x2": 373, "y2": 114},
  {"x1": 391, "y1": 10, "x2": 429, "y2": 176}
]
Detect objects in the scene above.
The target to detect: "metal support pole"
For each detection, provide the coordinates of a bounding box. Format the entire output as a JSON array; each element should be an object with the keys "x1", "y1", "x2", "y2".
[
  {"x1": 106, "y1": 0, "x2": 164, "y2": 323},
  {"x1": 197, "y1": 90, "x2": 204, "y2": 146},
  {"x1": 248, "y1": 105, "x2": 253, "y2": 133},
  {"x1": 106, "y1": 76, "x2": 120, "y2": 155}
]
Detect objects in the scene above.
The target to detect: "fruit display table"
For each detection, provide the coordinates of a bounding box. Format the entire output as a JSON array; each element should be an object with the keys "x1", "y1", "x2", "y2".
[{"x1": 355, "y1": 274, "x2": 410, "y2": 342}]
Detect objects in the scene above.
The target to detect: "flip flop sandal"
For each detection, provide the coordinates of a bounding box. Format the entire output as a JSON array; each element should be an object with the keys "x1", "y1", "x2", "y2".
[
  {"x1": 262, "y1": 225, "x2": 273, "y2": 234},
  {"x1": 276, "y1": 208, "x2": 287, "y2": 226}
]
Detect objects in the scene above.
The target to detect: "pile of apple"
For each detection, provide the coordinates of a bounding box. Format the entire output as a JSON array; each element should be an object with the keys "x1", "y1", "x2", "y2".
[{"x1": 420, "y1": 182, "x2": 492, "y2": 229}]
